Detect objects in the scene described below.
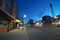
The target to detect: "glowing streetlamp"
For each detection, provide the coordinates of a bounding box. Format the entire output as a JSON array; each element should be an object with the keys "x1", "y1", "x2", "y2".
[
  {"x1": 23, "y1": 15, "x2": 26, "y2": 18},
  {"x1": 23, "y1": 14, "x2": 26, "y2": 26}
]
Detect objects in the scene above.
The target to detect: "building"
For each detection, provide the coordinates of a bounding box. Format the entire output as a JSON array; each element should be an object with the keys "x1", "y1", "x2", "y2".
[
  {"x1": 0, "y1": 0, "x2": 18, "y2": 32},
  {"x1": 11, "y1": 0, "x2": 18, "y2": 19},
  {"x1": 34, "y1": 20, "x2": 43, "y2": 27},
  {"x1": 52, "y1": 15, "x2": 60, "y2": 26}
]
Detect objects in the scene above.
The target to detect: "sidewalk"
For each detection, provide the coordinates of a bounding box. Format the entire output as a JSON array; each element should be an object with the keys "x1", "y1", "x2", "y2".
[
  {"x1": 0, "y1": 29, "x2": 18, "y2": 36},
  {"x1": 0, "y1": 27, "x2": 23, "y2": 35},
  {"x1": 9, "y1": 28, "x2": 24, "y2": 32},
  {"x1": 9, "y1": 29, "x2": 19, "y2": 32},
  {"x1": 0, "y1": 31, "x2": 7, "y2": 36}
]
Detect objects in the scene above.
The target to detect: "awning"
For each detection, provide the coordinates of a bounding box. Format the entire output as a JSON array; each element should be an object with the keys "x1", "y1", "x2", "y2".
[
  {"x1": 0, "y1": 6, "x2": 16, "y2": 20},
  {"x1": 16, "y1": 19, "x2": 22, "y2": 23},
  {"x1": 11, "y1": 19, "x2": 22, "y2": 23}
]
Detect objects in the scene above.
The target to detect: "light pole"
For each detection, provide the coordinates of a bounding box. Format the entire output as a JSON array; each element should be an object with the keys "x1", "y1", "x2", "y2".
[{"x1": 23, "y1": 14, "x2": 26, "y2": 27}]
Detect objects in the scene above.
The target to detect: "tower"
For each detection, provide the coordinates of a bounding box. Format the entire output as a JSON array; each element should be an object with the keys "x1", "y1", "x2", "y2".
[{"x1": 50, "y1": 3, "x2": 55, "y2": 17}]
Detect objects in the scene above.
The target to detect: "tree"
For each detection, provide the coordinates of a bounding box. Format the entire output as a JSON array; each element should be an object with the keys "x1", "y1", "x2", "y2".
[{"x1": 27, "y1": 19, "x2": 35, "y2": 25}]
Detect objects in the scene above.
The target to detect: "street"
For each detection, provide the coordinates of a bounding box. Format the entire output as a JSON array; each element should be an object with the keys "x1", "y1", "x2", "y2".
[{"x1": 0, "y1": 27, "x2": 60, "y2": 40}]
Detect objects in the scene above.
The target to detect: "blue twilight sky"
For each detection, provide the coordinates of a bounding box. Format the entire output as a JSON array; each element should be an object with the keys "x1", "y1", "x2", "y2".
[{"x1": 16, "y1": 0, "x2": 60, "y2": 23}]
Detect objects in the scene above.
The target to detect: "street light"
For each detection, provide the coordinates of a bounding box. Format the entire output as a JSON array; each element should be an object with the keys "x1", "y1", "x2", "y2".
[
  {"x1": 23, "y1": 15, "x2": 26, "y2": 18},
  {"x1": 23, "y1": 14, "x2": 26, "y2": 26}
]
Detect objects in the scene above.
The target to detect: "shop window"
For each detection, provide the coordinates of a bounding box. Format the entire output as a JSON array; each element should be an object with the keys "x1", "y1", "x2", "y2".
[{"x1": 0, "y1": 20, "x2": 7, "y2": 26}]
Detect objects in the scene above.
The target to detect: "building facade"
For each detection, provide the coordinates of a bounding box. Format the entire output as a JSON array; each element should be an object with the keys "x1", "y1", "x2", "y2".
[
  {"x1": 0, "y1": 0, "x2": 18, "y2": 18},
  {"x1": 52, "y1": 15, "x2": 60, "y2": 26},
  {"x1": 0, "y1": 0, "x2": 18, "y2": 32}
]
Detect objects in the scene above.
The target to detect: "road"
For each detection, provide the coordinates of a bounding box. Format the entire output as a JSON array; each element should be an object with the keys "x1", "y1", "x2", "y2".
[{"x1": 0, "y1": 27, "x2": 60, "y2": 40}]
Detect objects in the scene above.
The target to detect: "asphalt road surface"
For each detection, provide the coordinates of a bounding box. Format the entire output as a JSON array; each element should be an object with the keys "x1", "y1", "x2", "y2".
[{"x1": 0, "y1": 27, "x2": 60, "y2": 40}]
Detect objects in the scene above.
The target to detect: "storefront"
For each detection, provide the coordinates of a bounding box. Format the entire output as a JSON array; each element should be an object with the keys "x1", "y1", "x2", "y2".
[{"x1": 0, "y1": 7, "x2": 16, "y2": 32}]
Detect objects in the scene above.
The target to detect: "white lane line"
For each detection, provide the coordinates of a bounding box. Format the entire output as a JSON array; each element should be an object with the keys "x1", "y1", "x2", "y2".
[{"x1": 24, "y1": 27, "x2": 29, "y2": 40}]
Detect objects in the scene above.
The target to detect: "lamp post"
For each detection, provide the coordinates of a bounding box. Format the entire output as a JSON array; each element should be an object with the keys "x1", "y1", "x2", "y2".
[{"x1": 23, "y1": 14, "x2": 26, "y2": 27}]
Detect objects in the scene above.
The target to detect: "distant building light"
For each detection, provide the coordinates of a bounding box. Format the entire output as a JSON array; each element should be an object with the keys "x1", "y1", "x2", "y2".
[
  {"x1": 54, "y1": 16, "x2": 58, "y2": 19},
  {"x1": 59, "y1": 20, "x2": 60, "y2": 24},
  {"x1": 36, "y1": 22, "x2": 39, "y2": 25}
]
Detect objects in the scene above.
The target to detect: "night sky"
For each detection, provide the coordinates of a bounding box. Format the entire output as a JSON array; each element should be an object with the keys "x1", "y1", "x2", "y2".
[{"x1": 16, "y1": 0, "x2": 60, "y2": 24}]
